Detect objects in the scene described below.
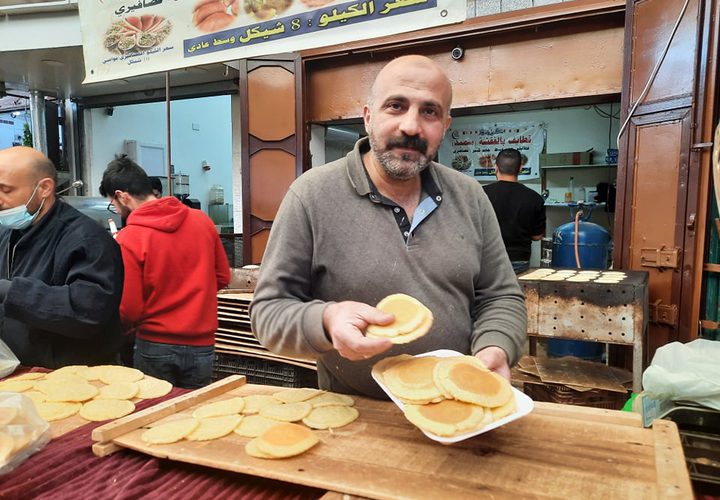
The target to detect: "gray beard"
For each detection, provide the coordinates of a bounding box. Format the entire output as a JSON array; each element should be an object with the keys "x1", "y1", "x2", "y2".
[{"x1": 369, "y1": 135, "x2": 430, "y2": 181}]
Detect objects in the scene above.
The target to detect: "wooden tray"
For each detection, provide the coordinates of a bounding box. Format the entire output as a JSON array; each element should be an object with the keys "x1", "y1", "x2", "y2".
[{"x1": 91, "y1": 377, "x2": 691, "y2": 499}]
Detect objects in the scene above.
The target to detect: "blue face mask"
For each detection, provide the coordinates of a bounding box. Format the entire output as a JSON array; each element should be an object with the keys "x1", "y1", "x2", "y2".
[{"x1": 0, "y1": 184, "x2": 44, "y2": 230}]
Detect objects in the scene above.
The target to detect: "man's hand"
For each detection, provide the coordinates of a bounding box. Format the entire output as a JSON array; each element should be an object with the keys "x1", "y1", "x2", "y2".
[
  {"x1": 322, "y1": 301, "x2": 394, "y2": 361},
  {"x1": 475, "y1": 346, "x2": 511, "y2": 380}
]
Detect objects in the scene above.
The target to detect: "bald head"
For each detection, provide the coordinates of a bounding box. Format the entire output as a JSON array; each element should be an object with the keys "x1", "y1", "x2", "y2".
[
  {"x1": 0, "y1": 146, "x2": 57, "y2": 184},
  {"x1": 368, "y1": 55, "x2": 453, "y2": 114},
  {"x1": 0, "y1": 146, "x2": 58, "y2": 220}
]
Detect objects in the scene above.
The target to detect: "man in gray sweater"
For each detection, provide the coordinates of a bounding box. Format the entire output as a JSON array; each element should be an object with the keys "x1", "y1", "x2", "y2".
[{"x1": 251, "y1": 55, "x2": 527, "y2": 399}]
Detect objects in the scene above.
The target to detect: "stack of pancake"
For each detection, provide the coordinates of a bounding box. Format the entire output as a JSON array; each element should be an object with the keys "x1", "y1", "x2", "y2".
[
  {"x1": 373, "y1": 355, "x2": 516, "y2": 437},
  {"x1": 366, "y1": 294, "x2": 433, "y2": 344}
]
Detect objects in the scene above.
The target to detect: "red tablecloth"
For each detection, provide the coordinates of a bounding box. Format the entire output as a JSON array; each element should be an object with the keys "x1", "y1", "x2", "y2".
[{"x1": 0, "y1": 386, "x2": 324, "y2": 500}]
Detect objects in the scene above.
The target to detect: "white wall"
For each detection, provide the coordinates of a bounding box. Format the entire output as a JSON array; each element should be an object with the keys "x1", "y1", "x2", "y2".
[
  {"x1": 85, "y1": 95, "x2": 234, "y2": 216},
  {"x1": 448, "y1": 103, "x2": 620, "y2": 266}
]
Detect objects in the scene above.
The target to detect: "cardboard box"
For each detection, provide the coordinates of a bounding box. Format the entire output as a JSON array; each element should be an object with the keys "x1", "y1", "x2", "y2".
[{"x1": 540, "y1": 151, "x2": 592, "y2": 166}]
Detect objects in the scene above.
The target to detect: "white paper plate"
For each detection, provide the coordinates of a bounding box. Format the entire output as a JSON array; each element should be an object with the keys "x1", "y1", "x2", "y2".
[{"x1": 372, "y1": 349, "x2": 534, "y2": 444}]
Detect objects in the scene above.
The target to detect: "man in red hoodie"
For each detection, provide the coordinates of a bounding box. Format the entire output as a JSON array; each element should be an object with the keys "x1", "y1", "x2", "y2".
[{"x1": 100, "y1": 156, "x2": 230, "y2": 388}]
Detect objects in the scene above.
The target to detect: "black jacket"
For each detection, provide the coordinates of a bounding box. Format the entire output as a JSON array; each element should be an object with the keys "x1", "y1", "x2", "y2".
[{"x1": 0, "y1": 199, "x2": 124, "y2": 368}]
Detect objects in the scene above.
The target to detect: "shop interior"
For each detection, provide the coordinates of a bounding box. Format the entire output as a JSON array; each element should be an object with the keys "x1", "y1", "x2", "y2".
[{"x1": 312, "y1": 100, "x2": 621, "y2": 267}]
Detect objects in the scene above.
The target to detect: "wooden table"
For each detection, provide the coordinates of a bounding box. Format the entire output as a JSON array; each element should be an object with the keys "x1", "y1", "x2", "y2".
[{"x1": 89, "y1": 376, "x2": 691, "y2": 500}]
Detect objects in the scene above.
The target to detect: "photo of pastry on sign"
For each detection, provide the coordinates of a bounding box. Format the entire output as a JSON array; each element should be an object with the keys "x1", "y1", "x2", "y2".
[
  {"x1": 451, "y1": 154, "x2": 471, "y2": 171},
  {"x1": 104, "y1": 15, "x2": 172, "y2": 54}
]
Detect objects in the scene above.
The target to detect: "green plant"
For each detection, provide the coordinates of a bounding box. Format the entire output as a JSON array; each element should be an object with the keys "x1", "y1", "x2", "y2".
[{"x1": 22, "y1": 123, "x2": 32, "y2": 146}]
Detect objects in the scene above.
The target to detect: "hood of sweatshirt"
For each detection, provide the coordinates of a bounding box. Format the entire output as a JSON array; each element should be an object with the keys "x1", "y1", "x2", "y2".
[{"x1": 125, "y1": 196, "x2": 189, "y2": 233}]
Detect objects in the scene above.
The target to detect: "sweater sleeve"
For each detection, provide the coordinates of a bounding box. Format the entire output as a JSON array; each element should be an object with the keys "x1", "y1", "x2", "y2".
[
  {"x1": 250, "y1": 189, "x2": 334, "y2": 360},
  {"x1": 3, "y1": 230, "x2": 124, "y2": 340},
  {"x1": 470, "y1": 193, "x2": 528, "y2": 366},
  {"x1": 116, "y1": 230, "x2": 145, "y2": 330},
  {"x1": 214, "y1": 231, "x2": 230, "y2": 291}
]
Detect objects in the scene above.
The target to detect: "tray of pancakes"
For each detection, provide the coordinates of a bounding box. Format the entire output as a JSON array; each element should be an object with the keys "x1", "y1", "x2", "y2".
[{"x1": 372, "y1": 349, "x2": 533, "y2": 444}]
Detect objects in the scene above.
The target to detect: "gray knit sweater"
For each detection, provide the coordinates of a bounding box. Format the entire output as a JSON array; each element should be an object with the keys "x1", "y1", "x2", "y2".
[{"x1": 251, "y1": 138, "x2": 527, "y2": 399}]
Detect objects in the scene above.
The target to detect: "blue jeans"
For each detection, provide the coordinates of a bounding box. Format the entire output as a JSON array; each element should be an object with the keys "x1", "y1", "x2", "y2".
[
  {"x1": 511, "y1": 260, "x2": 530, "y2": 274},
  {"x1": 134, "y1": 338, "x2": 214, "y2": 389}
]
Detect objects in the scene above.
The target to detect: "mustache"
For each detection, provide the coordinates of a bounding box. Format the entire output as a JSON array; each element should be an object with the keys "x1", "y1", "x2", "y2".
[{"x1": 386, "y1": 135, "x2": 428, "y2": 155}]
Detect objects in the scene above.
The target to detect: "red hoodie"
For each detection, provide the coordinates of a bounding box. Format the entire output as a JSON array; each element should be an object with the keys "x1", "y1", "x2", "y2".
[{"x1": 116, "y1": 197, "x2": 230, "y2": 346}]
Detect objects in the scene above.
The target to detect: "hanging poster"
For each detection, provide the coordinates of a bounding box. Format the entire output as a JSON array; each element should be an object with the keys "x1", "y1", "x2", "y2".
[
  {"x1": 439, "y1": 122, "x2": 546, "y2": 182},
  {"x1": 78, "y1": 0, "x2": 465, "y2": 84}
]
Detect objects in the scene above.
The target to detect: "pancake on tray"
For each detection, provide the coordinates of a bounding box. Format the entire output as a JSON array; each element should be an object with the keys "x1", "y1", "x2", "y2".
[
  {"x1": 247, "y1": 422, "x2": 319, "y2": 459},
  {"x1": 381, "y1": 355, "x2": 446, "y2": 404},
  {"x1": 433, "y1": 356, "x2": 512, "y2": 408},
  {"x1": 302, "y1": 405, "x2": 359, "y2": 430},
  {"x1": 403, "y1": 399, "x2": 485, "y2": 437}
]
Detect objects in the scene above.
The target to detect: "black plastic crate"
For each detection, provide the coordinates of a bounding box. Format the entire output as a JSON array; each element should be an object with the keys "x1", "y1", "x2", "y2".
[
  {"x1": 219, "y1": 233, "x2": 243, "y2": 268},
  {"x1": 213, "y1": 352, "x2": 318, "y2": 389}
]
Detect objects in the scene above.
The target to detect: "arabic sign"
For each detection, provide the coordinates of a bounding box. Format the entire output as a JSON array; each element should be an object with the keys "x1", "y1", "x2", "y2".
[
  {"x1": 438, "y1": 122, "x2": 546, "y2": 181},
  {"x1": 78, "y1": 0, "x2": 465, "y2": 83}
]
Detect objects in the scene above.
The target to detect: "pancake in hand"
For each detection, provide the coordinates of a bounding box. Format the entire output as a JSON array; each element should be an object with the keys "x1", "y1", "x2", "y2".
[{"x1": 366, "y1": 293, "x2": 433, "y2": 344}]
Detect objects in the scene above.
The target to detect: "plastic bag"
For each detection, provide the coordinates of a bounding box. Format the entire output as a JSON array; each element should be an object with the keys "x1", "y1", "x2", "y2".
[
  {"x1": 0, "y1": 339, "x2": 20, "y2": 379},
  {"x1": 0, "y1": 392, "x2": 52, "y2": 475},
  {"x1": 642, "y1": 339, "x2": 720, "y2": 410}
]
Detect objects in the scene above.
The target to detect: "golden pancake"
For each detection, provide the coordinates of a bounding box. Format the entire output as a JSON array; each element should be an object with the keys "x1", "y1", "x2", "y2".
[
  {"x1": 0, "y1": 380, "x2": 34, "y2": 392},
  {"x1": 141, "y1": 418, "x2": 199, "y2": 444},
  {"x1": 135, "y1": 377, "x2": 173, "y2": 399},
  {"x1": 272, "y1": 388, "x2": 323, "y2": 404},
  {"x1": 35, "y1": 380, "x2": 98, "y2": 402},
  {"x1": 45, "y1": 365, "x2": 88, "y2": 379},
  {"x1": 192, "y1": 397, "x2": 245, "y2": 419},
  {"x1": 41, "y1": 373, "x2": 87, "y2": 385},
  {"x1": 9, "y1": 372, "x2": 45, "y2": 381},
  {"x1": 302, "y1": 405, "x2": 359, "y2": 430},
  {"x1": 0, "y1": 431, "x2": 14, "y2": 463},
  {"x1": 433, "y1": 356, "x2": 512, "y2": 408},
  {"x1": 366, "y1": 294, "x2": 429, "y2": 338},
  {"x1": 186, "y1": 415, "x2": 242, "y2": 441},
  {"x1": 403, "y1": 399, "x2": 485, "y2": 437},
  {"x1": 241, "y1": 394, "x2": 279, "y2": 415},
  {"x1": 99, "y1": 366, "x2": 144, "y2": 384},
  {"x1": 386, "y1": 310, "x2": 434, "y2": 345},
  {"x1": 97, "y1": 382, "x2": 139, "y2": 400},
  {"x1": 260, "y1": 402, "x2": 312, "y2": 422},
  {"x1": 35, "y1": 401, "x2": 82, "y2": 421},
  {"x1": 78, "y1": 365, "x2": 111, "y2": 381},
  {"x1": 245, "y1": 438, "x2": 275, "y2": 458},
  {"x1": 254, "y1": 422, "x2": 319, "y2": 458},
  {"x1": 383, "y1": 356, "x2": 445, "y2": 403},
  {"x1": 491, "y1": 395, "x2": 517, "y2": 421},
  {"x1": 234, "y1": 414, "x2": 279, "y2": 437},
  {"x1": 305, "y1": 392, "x2": 355, "y2": 408},
  {"x1": 541, "y1": 275, "x2": 567, "y2": 281},
  {"x1": 0, "y1": 408, "x2": 18, "y2": 425},
  {"x1": 371, "y1": 354, "x2": 414, "y2": 386},
  {"x1": 22, "y1": 391, "x2": 47, "y2": 406},
  {"x1": 80, "y1": 399, "x2": 135, "y2": 421}
]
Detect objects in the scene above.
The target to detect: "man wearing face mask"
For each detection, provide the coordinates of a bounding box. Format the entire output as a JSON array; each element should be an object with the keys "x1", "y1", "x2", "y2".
[
  {"x1": 251, "y1": 56, "x2": 526, "y2": 399},
  {"x1": 0, "y1": 146, "x2": 124, "y2": 368}
]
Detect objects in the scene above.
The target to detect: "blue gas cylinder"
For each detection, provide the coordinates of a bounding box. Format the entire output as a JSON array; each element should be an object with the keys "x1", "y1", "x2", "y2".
[
  {"x1": 552, "y1": 219, "x2": 610, "y2": 269},
  {"x1": 549, "y1": 205, "x2": 611, "y2": 359}
]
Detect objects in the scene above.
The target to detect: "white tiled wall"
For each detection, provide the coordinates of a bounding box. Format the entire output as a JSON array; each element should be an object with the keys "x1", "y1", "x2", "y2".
[{"x1": 467, "y1": 0, "x2": 565, "y2": 17}]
